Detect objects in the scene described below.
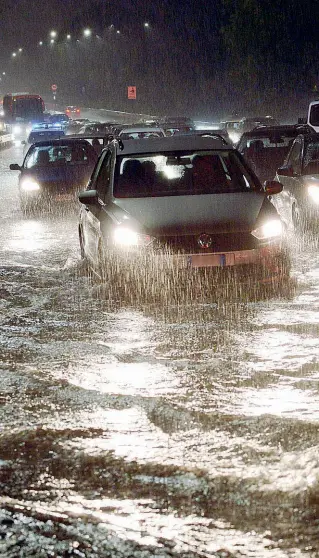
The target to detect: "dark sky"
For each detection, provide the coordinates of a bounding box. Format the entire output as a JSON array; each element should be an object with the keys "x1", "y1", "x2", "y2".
[
  {"x1": 1, "y1": 0, "x2": 317, "y2": 118},
  {"x1": 0, "y1": 0, "x2": 220, "y2": 53}
]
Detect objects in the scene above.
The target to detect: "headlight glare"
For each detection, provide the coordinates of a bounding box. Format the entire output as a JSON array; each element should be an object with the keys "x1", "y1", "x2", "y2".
[
  {"x1": 21, "y1": 179, "x2": 41, "y2": 192},
  {"x1": 113, "y1": 227, "x2": 139, "y2": 246},
  {"x1": 307, "y1": 184, "x2": 319, "y2": 204},
  {"x1": 113, "y1": 227, "x2": 153, "y2": 247},
  {"x1": 13, "y1": 125, "x2": 22, "y2": 135},
  {"x1": 251, "y1": 219, "x2": 283, "y2": 240}
]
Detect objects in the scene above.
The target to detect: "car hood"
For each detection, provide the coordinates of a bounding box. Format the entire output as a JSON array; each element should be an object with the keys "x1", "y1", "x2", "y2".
[{"x1": 110, "y1": 192, "x2": 272, "y2": 234}]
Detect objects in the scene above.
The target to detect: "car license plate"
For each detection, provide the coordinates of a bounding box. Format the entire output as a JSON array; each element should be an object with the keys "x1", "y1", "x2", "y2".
[
  {"x1": 188, "y1": 253, "x2": 235, "y2": 268},
  {"x1": 55, "y1": 193, "x2": 74, "y2": 201}
]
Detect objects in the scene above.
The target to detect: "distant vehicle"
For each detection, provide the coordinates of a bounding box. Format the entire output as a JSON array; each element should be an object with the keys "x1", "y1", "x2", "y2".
[
  {"x1": 65, "y1": 118, "x2": 90, "y2": 135},
  {"x1": 237, "y1": 124, "x2": 312, "y2": 183},
  {"x1": 275, "y1": 132, "x2": 319, "y2": 230},
  {"x1": 117, "y1": 126, "x2": 165, "y2": 139},
  {"x1": 65, "y1": 106, "x2": 81, "y2": 118},
  {"x1": 10, "y1": 138, "x2": 97, "y2": 213},
  {"x1": 307, "y1": 101, "x2": 319, "y2": 132},
  {"x1": 3, "y1": 92, "x2": 45, "y2": 141},
  {"x1": 49, "y1": 113, "x2": 70, "y2": 127},
  {"x1": 195, "y1": 129, "x2": 231, "y2": 143},
  {"x1": 23, "y1": 123, "x2": 65, "y2": 154},
  {"x1": 220, "y1": 115, "x2": 279, "y2": 144},
  {"x1": 78, "y1": 122, "x2": 115, "y2": 135},
  {"x1": 219, "y1": 118, "x2": 243, "y2": 144},
  {"x1": 78, "y1": 135, "x2": 289, "y2": 288}
]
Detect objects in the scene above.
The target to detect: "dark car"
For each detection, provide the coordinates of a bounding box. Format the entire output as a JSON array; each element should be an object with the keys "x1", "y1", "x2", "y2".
[
  {"x1": 65, "y1": 106, "x2": 81, "y2": 118},
  {"x1": 49, "y1": 113, "x2": 70, "y2": 127},
  {"x1": 237, "y1": 124, "x2": 313, "y2": 184},
  {"x1": 78, "y1": 135, "x2": 289, "y2": 289},
  {"x1": 10, "y1": 139, "x2": 98, "y2": 213},
  {"x1": 274, "y1": 132, "x2": 319, "y2": 230}
]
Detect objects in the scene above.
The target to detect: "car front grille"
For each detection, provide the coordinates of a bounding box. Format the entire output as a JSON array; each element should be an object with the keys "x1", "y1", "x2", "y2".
[{"x1": 153, "y1": 232, "x2": 258, "y2": 254}]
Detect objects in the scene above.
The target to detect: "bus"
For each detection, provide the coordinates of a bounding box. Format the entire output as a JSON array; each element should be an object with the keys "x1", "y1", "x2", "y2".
[{"x1": 3, "y1": 93, "x2": 45, "y2": 140}]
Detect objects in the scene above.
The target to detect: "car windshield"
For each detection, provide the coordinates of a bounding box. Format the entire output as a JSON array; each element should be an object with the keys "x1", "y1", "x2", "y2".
[
  {"x1": 24, "y1": 143, "x2": 96, "y2": 168},
  {"x1": 113, "y1": 150, "x2": 260, "y2": 198},
  {"x1": 303, "y1": 142, "x2": 319, "y2": 173}
]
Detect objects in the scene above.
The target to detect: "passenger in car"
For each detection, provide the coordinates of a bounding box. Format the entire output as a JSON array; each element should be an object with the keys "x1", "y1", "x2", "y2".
[
  {"x1": 192, "y1": 155, "x2": 226, "y2": 192},
  {"x1": 141, "y1": 161, "x2": 156, "y2": 192},
  {"x1": 35, "y1": 150, "x2": 50, "y2": 166},
  {"x1": 120, "y1": 159, "x2": 144, "y2": 196}
]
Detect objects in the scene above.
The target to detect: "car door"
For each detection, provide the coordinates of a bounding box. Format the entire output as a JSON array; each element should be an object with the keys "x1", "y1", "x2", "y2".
[
  {"x1": 276, "y1": 138, "x2": 303, "y2": 224},
  {"x1": 81, "y1": 149, "x2": 113, "y2": 263}
]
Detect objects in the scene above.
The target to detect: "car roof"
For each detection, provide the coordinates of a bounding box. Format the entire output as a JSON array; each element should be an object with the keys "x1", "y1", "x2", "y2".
[
  {"x1": 26, "y1": 138, "x2": 93, "y2": 148},
  {"x1": 112, "y1": 135, "x2": 232, "y2": 155},
  {"x1": 240, "y1": 125, "x2": 312, "y2": 137},
  {"x1": 119, "y1": 126, "x2": 164, "y2": 134}
]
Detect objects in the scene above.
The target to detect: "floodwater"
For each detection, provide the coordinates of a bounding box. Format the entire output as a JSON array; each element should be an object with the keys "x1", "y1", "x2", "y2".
[{"x1": 0, "y1": 143, "x2": 318, "y2": 557}]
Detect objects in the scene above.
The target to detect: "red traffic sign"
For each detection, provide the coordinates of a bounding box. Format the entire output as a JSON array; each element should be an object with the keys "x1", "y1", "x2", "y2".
[
  {"x1": 127, "y1": 86, "x2": 136, "y2": 99},
  {"x1": 51, "y1": 84, "x2": 58, "y2": 92}
]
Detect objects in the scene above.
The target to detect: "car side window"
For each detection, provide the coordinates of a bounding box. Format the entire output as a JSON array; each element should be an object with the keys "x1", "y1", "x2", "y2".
[{"x1": 287, "y1": 141, "x2": 302, "y2": 174}]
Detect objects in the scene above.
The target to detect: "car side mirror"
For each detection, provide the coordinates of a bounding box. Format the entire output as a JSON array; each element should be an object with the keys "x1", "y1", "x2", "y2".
[
  {"x1": 9, "y1": 163, "x2": 21, "y2": 171},
  {"x1": 264, "y1": 180, "x2": 283, "y2": 195},
  {"x1": 277, "y1": 165, "x2": 294, "y2": 177},
  {"x1": 78, "y1": 189, "x2": 100, "y2": 206}
]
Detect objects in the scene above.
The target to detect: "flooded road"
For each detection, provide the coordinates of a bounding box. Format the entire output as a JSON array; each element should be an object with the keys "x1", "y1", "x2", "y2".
[{"x1": 0, "y1": 143, "x2": 318, "y2": 557}]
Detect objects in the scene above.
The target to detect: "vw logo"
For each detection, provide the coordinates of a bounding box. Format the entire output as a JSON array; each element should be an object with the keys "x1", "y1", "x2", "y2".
[{"x1": 197, "y1": 233, "x2": 212, "y2": 248}]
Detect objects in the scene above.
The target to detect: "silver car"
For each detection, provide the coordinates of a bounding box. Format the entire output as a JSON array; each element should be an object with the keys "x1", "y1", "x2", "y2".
[{"x1": 78, "y1": 135, "x2": 288, "y2": 288}]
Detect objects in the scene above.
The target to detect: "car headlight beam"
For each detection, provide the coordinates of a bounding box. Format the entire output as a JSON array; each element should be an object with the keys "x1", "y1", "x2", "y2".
[
  {"x1": 251, "y1": 219, "x2": 283, "y2": 240},
  {"x1": 307, "y1": 184, "x2": 319, "y2": 204},
  {"x1": 21, "y1": 179, "x2": 41, "y2": 192},
  {"x1": 113, "y1": 227, "x2": 139, "y2": 246},
  {"x1": 113, "y1": 227, "x2": 153, "y2": 247}
]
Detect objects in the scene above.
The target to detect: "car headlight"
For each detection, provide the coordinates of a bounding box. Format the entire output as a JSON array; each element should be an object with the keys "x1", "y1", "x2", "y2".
[
  {"x1": 113, "y1": 227, "x2": 153, "y2": 247},
  {"x1": 228, "y1": 131, "x2": 241, "y2": 144},
  {"x1": 13, "y1": 125, "x2": 22, "y2": 135},
  {"x1": 251, "y1": 219, "x2": 283, "y2": 240},
  {"x1": 307, "y1": 184, "x2": 319, "y2": 204},
  {"x1": 20, "y1": 179, "x2": 41, "y2": 192}
]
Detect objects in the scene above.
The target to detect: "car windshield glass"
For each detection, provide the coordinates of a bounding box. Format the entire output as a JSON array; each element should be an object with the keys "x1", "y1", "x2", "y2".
[
  {"x1": 303, "y1": 142, "x2": 319, "y2": 173},
  {"x1": 113, "y1": 150, "x2": 260, "y2": 198},
  {"x1": 24, "y1": 143, "x2": 95, "y2": 168}
]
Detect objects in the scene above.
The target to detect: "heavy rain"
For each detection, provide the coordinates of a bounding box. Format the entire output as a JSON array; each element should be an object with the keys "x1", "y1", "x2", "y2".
[{"x1": 0, "y1": 1, "x2": 319, "y2": 557}]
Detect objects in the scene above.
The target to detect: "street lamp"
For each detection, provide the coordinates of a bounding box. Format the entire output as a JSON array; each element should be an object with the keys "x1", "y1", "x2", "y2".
[
  {"x1": 18, "y1": 48, "x2": 23, "y2": 52},
  {"x1": 39, "y1": 41, "x2": 43, "y2": 46},
  {"x1": 144, "y1": 22, "x2": 150, "y2": 28},
  {"x1": 50, "y1": 39, "x2": 55, "y2": 44},
  {"x1": 50, "y1": 30, "x2": 57, "y2": 39},
  {"x1": 12, "y1": 52, "x2": 17, "y2": 57},
  {"x1": 116, "y1": 30, "x2": 121, "y2": 35},
  {"x1": 3, "y1": 72, "x2": 6, "y2": 75},
  {"x1": 83, "y1": 28, "x2": 92, "y2": 38},
  {"x1": 66, "y1": 34, "x2": 71, "y2": 40}
]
